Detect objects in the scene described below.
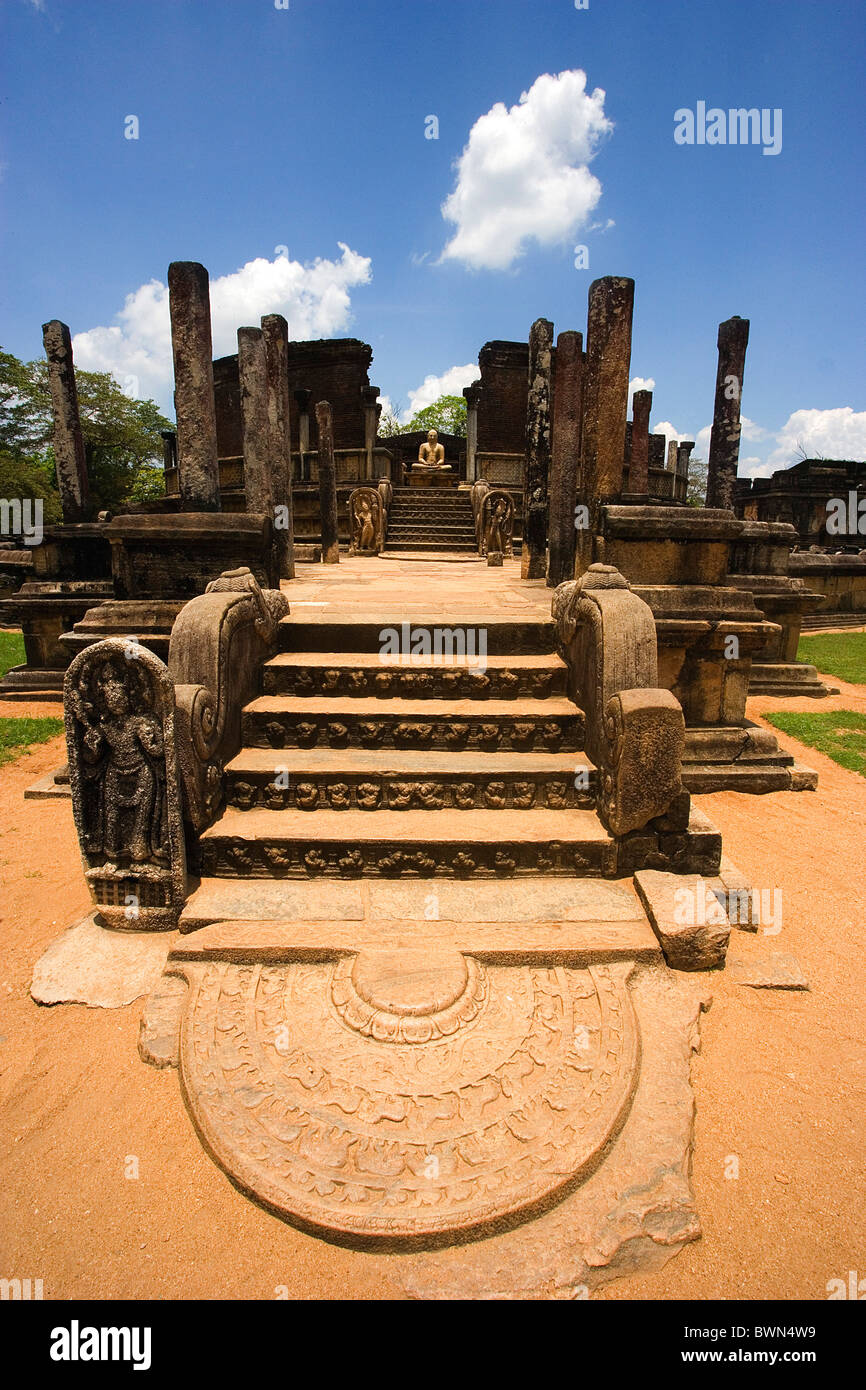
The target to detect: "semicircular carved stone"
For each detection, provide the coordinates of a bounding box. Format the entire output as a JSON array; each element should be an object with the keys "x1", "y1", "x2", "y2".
[{"x1": 177, "y1": 956, "x2": 639, "y2": 1245}]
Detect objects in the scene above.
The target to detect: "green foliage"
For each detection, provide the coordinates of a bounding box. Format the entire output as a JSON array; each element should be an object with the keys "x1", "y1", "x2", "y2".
[
  {"x1": 0, "y1": 715, "x2": 65, "y2": 767},
  {"x1": 0, "y1": 346, "x2": 172, "y2": 514},
  {"x1": 762, "y1": 710, "x2": 866, "y2": 779},
  {"x1": 0, "y1": 629, "x2": 25, "y2": 678},
  {"x1": 377, "y1": 402, "x2": 405, "y2": 438},
  {"x1": 404, "y1": 395, "x2": 467, "y2": 438},
  {"x1": 687, "y1": 454, "x2": 708, "y2": 507},
  {"x1": 796, "y1": 632, "x2": 866, "y2": 686}
]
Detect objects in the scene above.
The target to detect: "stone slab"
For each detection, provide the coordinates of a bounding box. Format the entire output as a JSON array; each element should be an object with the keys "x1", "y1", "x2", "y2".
[
  {"x1": 396, "y1": 963, "x2": 710, "y2": 1297},
  {"x1": 727, "y1": 952, "x2": 810, "y2": 990},
  {"x1": 180, "y1": 879, "x2": 366, "y2": 932},
  {"x1": 24, "y1": 770, "x2": 71, "y2": 800},
  {"x1": 366, "y1": 877, "x2": 642, "y2": 923},
  {"x1": 30, "y1": 913, "x2": 176, "y2": 1008},
  {"x1": 634, "y1": 870, "x2": 730, "y2": 972},
  {"x1": 169, "y1": 917, "x2": 661, "y2": 965}
]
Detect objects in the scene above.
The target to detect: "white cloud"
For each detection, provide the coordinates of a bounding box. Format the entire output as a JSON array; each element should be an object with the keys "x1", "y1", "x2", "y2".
[
  {"x1": 440, "y1": 70, "x2": 612, "y2": 271},
  {"x1": 651, "y1": 420, "x2": 696, "y2": 460},
  {"x1": 628, "y1": 376, "x2": 655, "y2": 411},
  {"x1": 72, "y1": 245, "x2": 372, "y2": 411},
  {"x1": 402, "y1": 364, "x2": 479, "y2": 422},
  {"x1": 764, "y1": 407, "x2": 866, "y2": 471}
]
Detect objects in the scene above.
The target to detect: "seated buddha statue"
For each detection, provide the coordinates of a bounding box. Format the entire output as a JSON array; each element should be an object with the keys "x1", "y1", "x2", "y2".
[{"x1": 413, "y1": 429, "x2": 451, "y2": 473}]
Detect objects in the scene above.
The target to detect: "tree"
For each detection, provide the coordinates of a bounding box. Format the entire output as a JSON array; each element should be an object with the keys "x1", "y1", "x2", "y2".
[
  {"x1": 404, "y1": 395, "x2": 467, "y2": 438},
  {"x1": 687, "y1": 454, "x2": 708, "y2": 506},
  {"x1": 0, "y1": 347, "x2": 172, "y2": 514},
  {"x1": 377, "y1": 402, "x2": 405, "y2": 438}
]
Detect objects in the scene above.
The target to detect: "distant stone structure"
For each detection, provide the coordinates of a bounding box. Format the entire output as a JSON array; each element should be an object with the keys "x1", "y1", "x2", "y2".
[{"x1": 734, "y1": 459, "x2": 866, "y2": 548}]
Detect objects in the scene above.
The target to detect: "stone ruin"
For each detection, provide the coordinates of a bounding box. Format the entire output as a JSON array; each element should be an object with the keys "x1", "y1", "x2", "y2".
[{"x1": 11, "y1": 255, "x2": 843, "y2": 1294}]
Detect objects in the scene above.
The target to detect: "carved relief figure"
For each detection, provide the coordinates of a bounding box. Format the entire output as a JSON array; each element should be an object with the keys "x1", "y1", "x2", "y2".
[
  {"x1": 69, "y1": 653, "x2": 168, "y2": 866},
  {"x1": 348, "y1": 487, "x2": 383, "y2": 554},
  {"x1": 480, "y1": 490, "x2": 515, "y2": 556}
]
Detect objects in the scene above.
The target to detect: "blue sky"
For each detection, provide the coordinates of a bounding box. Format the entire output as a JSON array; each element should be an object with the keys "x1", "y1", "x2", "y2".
[{"x1": 2, "y1": 0, "x2": 865, "y2": 474}]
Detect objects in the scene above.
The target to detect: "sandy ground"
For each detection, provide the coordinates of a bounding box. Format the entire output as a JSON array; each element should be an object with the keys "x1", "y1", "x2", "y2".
[{"x1": 1, "y1": 652, "x2": 864, "y2": 1301}]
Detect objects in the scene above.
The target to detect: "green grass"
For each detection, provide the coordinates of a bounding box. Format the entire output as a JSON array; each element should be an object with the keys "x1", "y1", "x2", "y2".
[
  {"x1": 796, "y1": 632, "x2": 866, "y2": 685},
  {"x1": 0, "y1": 716, "x2": 65, "y2": 768},
  {"x1": 763, "y1": 710, "x2": 866, "y2": 778},
  {"x1": 0, "y1": 629, "x2": 25, "y2": 678}
]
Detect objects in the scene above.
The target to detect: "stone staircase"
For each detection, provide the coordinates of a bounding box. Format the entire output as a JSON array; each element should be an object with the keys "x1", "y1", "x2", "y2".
[{"x1": 383, "y1": 486, "x2": 478, "y2": 553}]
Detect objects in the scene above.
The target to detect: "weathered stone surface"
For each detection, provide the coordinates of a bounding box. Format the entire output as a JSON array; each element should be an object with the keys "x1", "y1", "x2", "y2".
[
  {"x1": 315, "y1": 400, "x2": 340, "y2": 564},
  {"x1": 548, "y1": 330, "x2": 583, "y2": 587},
  {"x1": 629, "y1": 388, "x2": 652, "y2": 494},
  {"x1": 64, "y1": 640, "x2": 187, "y2": 930},
  {"x1": 522, "y1": 318, "x2": 553, "y2": 580},
  {"x1": 727, "y1": 952, "x2": 809, "y2": 990},
  {"x1": 706, "y1": 315, "x2": 750, "y2": 511},
  {"x1": 237, "y1": 326, "x2": 273, "y2": 516},
  {"x1": 635, "y1": 870, "x2": 730, "y2": 971},
  {"x1": 169, "y1": 566, "x2": 289, "y2": 831},
  {"x1": 395, "y1": 964, "x2": 710, "y2": 1295},
  {"x1": 581, "y1": 277, "x2": 634, "y2": 507},
  {"x1": 167, "y1": 261, "x2": 220, "y2": 511},
  {"x1": 138, "y1": 972, "x2": 188, "y2": 1065},
  {"x1": 261, "y1": 314, "x2": 296, "y2": 579},
  {"x1": 599, "y1": 686, "x2": 685, "y2": 836},
  {"x1": 31, "y1": 913, "x2": 174, "y2": 1008},
  {"x1": 41, "y1": 320, "x2": 89, "y2": 522}
]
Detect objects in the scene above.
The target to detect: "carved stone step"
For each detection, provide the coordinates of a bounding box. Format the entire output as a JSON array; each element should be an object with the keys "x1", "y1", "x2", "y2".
[
  {"x1": 241, "y1": 696, "x2": 585, "y2": 752},
  {"x1": 198, "y1": 806, "x2": 616, "y2": 880},
  {"x1": 178, "y1": 876, "x2": 659, "y2": 962},
  {"x1": 262, "y1": 651, "x2": 566, "y2": 699},
  {"x1": 224, "y1": 747, "x2": 596, "y2": 812},
  {"x1": 275, "y1": 615, "x2": 556, "y2": 655}
]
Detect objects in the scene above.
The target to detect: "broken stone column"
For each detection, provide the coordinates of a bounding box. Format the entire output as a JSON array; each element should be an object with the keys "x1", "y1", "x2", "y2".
[
  {"x1": 676, "y1": 441, "x2": 695, "y2": 501},
  {"x1": 629, "y1": 388, "x2": 652, "y2": 495},
  {"x1": 667, "y1": 439, "x2": 679, "y2": 474},
  {"x1": 463, "y1": 382, "x2": 481, "y2": 483},
  {"x1": 706, "y1": 316, "x2": 750, "y2": 511},
  {"x1": 547, "y1": 331, "x2": 584, "y2": 588},
  {"x1": 362, "y1": 386, "x2": 380, "y2": 480},
  {"x1": 522, "y1": 318, "x2": 554, "y2": 580},
  {"x1": 167, "y1": 262, "x2": 220, "y2": 511},
  {"x1": 42, "y1": 320, "x2": 89, "y2": 522},
  {"x1": 237, "y1": 328, "x2": 273, "y2": 520},
  {"x1": 315, "y1": 401, "x2": 340, "y2": 564},
  {"x1": 581, "y1": 277, "x2": 635, "y2": 506},
  {"x1": 261, "y1": 314, "x2": 295, "y2": 579},
  {"x1": 294, "y1": 389, "x2": 311, "y2": 481}
]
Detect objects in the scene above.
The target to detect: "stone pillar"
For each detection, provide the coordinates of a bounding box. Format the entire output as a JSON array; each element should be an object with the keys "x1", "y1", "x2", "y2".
[
  {"x1": 667, "y1": 439, "x2": 678, "y2": 474},
  {"x1": 167, "y1": 261, "x2": 220, "y2": 511},
  {"x1": 237, "y1": 328, "x2": 273, "y2": 520},
  {"x1": 547, "y1": 331, "x2": 584, "y2": 588},
  {"x1": 160, "y1": 429, "x2": 177, "y2": 471},
  {"x1": 581, "y1": 277, "x2": 635, "y2": 506},
  {"x1": 294, "y1": 389, "x2": 311, "y2": 481},
  {"x1": 42, "y1": 320, "x2": 89, "y2": 522},
  {"x1": 522, "y1": 318, "x2": 554, "y2": 580},
  {"x1": 315, "y1": 401, "x2": 340, "y2": 564},
  {"x1": 362, "y1": 386, "x2": 380, "y2": 480},
  {"x1": 261, "y1": 313, "x2": 295, "y2": 579},
  {"x1": 463, "y1": 382, "x2": 481, "y2": 483},
  {"x1": 675, "y1": 440, "x2": 694, "y2": 503},
  {"x1": 706, "y1": 316, "x2": 750, "y2": 511},
  {"x1": 629, "y1": 388, "x2": 652, "y2": 495}
]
